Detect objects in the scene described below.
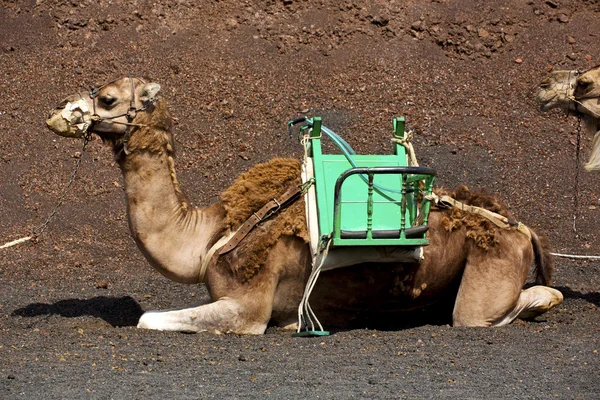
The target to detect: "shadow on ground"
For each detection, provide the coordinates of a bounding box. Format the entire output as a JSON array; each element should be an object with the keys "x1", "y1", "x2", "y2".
[
  {"x1": 11, "y1": 296, "x2": 144, "y2": 327},
  {"x1": 557, "y1": 286, "x2": 600, "y2": 307}
]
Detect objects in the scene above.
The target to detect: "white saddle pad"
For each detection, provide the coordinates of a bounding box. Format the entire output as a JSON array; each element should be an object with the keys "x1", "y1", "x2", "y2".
[{"x1": 301, "y1": 158, "x2": 422, "y2": 272}]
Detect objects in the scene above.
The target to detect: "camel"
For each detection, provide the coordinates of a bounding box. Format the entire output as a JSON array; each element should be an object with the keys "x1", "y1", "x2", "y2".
[
  {"x1": 45, "y1": 77, "x2": 563, "y2": 334},
  {"x1": 536, "y1": 65, "x2": 600, "y2": 171}
]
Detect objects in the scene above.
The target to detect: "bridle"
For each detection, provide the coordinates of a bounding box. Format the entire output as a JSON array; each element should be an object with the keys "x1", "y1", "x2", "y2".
[
  {"x1": 87, "y1": 76, "x2": 159, "y2": 154},
  {"x1": 566, "y1": 65, "x2": 600, "y2": 231},
  {"x1": 89, "y1": 76, "x2": 142, "y2": 125},
  {"x1": 568, "y1": 65, "x2": 600, "y2": 120}
]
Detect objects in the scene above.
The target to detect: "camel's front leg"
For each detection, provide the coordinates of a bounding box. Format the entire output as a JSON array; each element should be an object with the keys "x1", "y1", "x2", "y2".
[{"x1": 137, "y1": 296, "x2": 270, "y2": 334}]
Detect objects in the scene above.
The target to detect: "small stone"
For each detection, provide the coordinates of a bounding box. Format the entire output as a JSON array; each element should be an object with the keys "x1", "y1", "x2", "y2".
[
  {"x1": 478, "y1": 28, "x2": 489, "y2": 38},
  {"x1": 557, "y1": 13, "x2": 569, "y2": 23},
  {"x1": 411, "y1": 21, "x2": 425, "y2": 32},
  {"x1": 372, "y1": 15, "x2": 390, "y2": 27},
  {"x1": 224, "y1": 18, "x2": 238, "y2": 29},
  {"x1": 96, "y1": 281, "x2": 109, "y2": 289},
  {"x1": 567, "y1": 35, "x2": 576, "y2": 44},
  {"x1": 515, "y1": 58, "x2": 523, "y2": 64}
]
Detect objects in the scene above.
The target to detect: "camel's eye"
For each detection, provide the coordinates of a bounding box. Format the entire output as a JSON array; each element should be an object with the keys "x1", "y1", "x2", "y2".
[
  {"x1": 576, "y1": 80, "x2": 591, "y2": 92},
  {"x1": 100, "y1": 96, "x2": 117, "y2": 107}
]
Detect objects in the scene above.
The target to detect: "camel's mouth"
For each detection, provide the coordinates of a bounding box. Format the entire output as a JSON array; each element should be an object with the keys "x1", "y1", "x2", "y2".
[
  {"x1": 535, "y1": 94, "x2": 560, "y2": 113},
  {"x1": 46, "y1": 98, "x2": 92, "y2": 138}
]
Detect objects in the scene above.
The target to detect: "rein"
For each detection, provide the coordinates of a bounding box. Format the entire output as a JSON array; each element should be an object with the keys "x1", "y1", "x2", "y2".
[
  {"x1": 3, "y1": 77, "x2": 156, "y2": 249},
  {"x1": 1, "y1": 132, "x2": 91, "y2": 249}
]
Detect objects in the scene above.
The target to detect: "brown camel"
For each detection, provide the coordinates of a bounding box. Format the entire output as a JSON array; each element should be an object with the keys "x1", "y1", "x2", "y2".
[
  {"x1": 45, "y1": 77, "x2": 563, "y2": 334},
  {"x1": 536, "y1": 65, "x2": 600, "y2": 171}
]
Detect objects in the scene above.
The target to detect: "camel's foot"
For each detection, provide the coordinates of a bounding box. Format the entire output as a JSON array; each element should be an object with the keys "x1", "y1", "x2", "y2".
[
  {"x1": 280, "y1": 322, "x2": 299, "y2": 331},
  {"x1": 516, "y1": 286, "x2": 564, "y2": 320},
  {"x1": 491, "y1": 285, "x2": 563, "y2": 326},
  {"x1": 137, "y1": 310, "x2": 201, "y2": 333}
]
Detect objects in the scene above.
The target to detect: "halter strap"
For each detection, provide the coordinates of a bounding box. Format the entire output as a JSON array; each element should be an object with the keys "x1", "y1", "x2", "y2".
[{"x1": 87, "y1": 77, "x2": 158, "y2": 154}]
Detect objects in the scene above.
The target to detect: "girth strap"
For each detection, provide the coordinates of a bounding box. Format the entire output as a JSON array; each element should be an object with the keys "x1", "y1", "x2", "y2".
[{"x1": 218, "y1": 185, "x2": 303, "y2": 255}]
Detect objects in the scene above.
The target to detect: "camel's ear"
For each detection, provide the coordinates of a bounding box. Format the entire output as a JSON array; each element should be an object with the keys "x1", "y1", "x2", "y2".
[{"x1": 140, "y1": 83, "x2": 161, "y2": 105}]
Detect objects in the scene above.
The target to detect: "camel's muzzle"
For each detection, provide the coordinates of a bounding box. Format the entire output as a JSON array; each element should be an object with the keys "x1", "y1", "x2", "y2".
[{"x1": 46, "y1": 98, "x2": 92, "y2": 138}]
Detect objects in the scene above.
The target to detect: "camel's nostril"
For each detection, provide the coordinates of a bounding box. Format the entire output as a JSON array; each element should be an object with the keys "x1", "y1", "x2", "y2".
[{"x1": 57, "y1": 98, "x2": 70, "y2": 109}]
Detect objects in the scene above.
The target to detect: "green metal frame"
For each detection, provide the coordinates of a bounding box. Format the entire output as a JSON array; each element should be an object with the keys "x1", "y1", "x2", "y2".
[{"x1": 304, "y1": 117, "x2": 436, "y2": 248}]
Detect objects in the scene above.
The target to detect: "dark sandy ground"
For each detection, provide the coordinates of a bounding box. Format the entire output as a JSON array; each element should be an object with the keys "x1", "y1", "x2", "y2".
[{"x1": 1, "y1": 0, "x2": 598, "y2": 398}]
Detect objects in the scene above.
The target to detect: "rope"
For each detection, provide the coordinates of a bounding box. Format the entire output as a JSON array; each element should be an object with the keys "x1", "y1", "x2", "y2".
[
  {"x1": 550, "y1": 252, "x2": 600, "y2": 260},
  {"x1": 426, "y1": 193, "x2": 532, "y2": 240},
  {"x1": 197, "y1": 230, "x2": 237, "y2": 283},
  {"x1": 391, "y1": 130, "x2": 419, "y2": 167},
  {"x1": 1, "y1": 133, "x2": 90, "y2": 250},
  {"x1": 297, "y1": 238, "x2": 332, "y2": 333},
  {"x1": 573, "y1": 117, "x2": 581, "y2": 232},
  {"x1": 0, "y1": 236, "x2": 33, "y2": 249}
]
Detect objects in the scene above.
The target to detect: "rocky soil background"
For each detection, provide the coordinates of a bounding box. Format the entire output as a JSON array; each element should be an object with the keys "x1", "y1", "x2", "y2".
[{"x1": 1, "y1": 0, "x2": 598, "y2": 398}]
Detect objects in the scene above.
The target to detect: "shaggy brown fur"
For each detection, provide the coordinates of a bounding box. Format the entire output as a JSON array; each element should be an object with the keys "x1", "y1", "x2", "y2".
[
  {"x1": 219, "y1": 158, "x2": 309, "y2": 282},
  {"x1": 111, "y1": 99, "x2": 174, "y2": 160},
  {"x1": 435, "y1": 185, "x2": 516, "y2": 250},
  {"x1": 217, "y1": 162, "x2": 537, "y2": 282}
]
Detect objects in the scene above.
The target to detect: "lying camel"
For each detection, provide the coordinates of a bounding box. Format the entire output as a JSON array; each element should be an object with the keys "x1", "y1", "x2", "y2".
[
  {"x1": 536, "y1": 65, "x2": 600, "y2": 171},
  {"x1": 45, "y1": 77, "x2": 563, "y2": 334}
]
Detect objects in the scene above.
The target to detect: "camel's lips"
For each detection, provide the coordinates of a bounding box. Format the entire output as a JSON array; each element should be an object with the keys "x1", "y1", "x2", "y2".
[
  {"x1": 45, "y1": 98, "x2": 92, "y2": 138},
  {"x1": 45, "y1": 112, "x2": 84, "y2": 138}
]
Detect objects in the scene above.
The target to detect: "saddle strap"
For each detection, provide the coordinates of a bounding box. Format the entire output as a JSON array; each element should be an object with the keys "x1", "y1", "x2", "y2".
[
  {"x1": 218, "y1": 185, "x2": 303, "y2": 255},
  {"x1": 436, "y1": 195, "x2": 531, "y2": 240}
]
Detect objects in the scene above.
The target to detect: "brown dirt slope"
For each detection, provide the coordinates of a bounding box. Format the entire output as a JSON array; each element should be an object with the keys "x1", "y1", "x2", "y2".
[{"x1": 1, "y1": 1, "x2": 598, "y2": 398}]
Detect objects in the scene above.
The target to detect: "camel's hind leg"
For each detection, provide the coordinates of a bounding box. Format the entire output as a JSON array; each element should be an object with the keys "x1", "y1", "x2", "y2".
[{"x1": 452, "y1": 247, "x2": 563, "y2": 327}]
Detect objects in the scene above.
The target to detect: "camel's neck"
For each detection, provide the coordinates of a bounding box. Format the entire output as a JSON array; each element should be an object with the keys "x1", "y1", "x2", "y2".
[
  {"x1": 119, "y1": 149, "x2": 225, "y2": 283},
  {"x1": 583, "y1": 115, "x2": 600, "y2": 172}
]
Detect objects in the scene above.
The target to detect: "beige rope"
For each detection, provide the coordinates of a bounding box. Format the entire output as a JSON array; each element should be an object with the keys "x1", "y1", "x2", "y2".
[
  {"x1": 198, "y1": 230, "x2": 237, "y2": 283},
  {"x1": 426, "y1": 193, "x2": 532, "y2": 240},
  {"x1": 391, "y1": 130, "x2": 419, "y2": 167},
  {"x1": 1, "y1": 236, "x2": 33, "y2": 249},
  {"x1": 549, "y1": 252, "x2": 600, "y2": 260}
]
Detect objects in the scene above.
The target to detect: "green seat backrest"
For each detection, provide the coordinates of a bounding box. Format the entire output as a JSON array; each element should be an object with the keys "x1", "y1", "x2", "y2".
[{"x1": 307, "y1": 117, "x2": 434, "y2": 247}]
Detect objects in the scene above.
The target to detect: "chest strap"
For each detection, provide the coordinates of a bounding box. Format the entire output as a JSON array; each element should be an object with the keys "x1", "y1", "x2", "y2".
[{"x1": 218, "y1": 185, "x2": 303, "y2": 255}]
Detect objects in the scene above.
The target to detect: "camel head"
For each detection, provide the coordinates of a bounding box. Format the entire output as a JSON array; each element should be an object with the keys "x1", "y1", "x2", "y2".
[
  {"x1": 535, "y1": 66, "x2": 600, "y2": 171},
  {"x1": 536, "y1": 66, "x2": 600, "y2": 117},
  {"x1": 46, "y1": 77, "x2": 162, "y2": 141}
]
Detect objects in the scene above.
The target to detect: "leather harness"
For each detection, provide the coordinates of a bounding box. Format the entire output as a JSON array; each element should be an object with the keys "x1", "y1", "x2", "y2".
[{"x1": 218, "y1": 185, "x2": 304, "y2": 255}]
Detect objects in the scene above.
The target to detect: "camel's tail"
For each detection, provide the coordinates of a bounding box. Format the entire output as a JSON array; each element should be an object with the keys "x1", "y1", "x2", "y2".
[{"x1": 529, "y1": 228, "x2": 554, "y2": 285}]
